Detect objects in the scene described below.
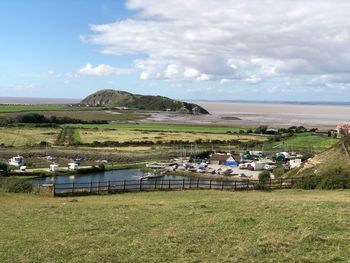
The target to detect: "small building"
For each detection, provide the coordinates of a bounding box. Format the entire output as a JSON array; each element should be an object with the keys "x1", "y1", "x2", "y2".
[
  {"x1": 210, "y1": 153, "x2": 238, "y2": 166},
  {"x1": 8, "y1": 156, "x2": 25, "y2": 167},
  {"x1": 49, "y1": 163, "x2": 60, "y2": 172},
  {"x1": 250, "y1": 161, "x2": 266, "y2": 171},
  {"x1": 265, "y1": 129, "x2": 279, "y2": 135},
  {"x1": 336, "y1": 125, "x2": 350, "y2": 137},
  {"x1": 289, "y1": 159, "x2": 302, "y2": 169}
]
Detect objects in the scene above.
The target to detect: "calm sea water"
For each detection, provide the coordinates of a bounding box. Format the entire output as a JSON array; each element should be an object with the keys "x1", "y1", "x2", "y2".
[{"x1": 0, "y1": 97, "x2": 80, "y2": 105}]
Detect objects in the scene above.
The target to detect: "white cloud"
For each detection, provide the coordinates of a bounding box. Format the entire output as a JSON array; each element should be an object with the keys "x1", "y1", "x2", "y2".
[
  {"x1": 79, "y1": 63, "x2": 132, "y2": 76},
  {"x1": 82, "y1": 0, "x2": 350, "y2": 89},
  {"x1": 46, "y1": 71, "x2": 61, "y2": 78}
]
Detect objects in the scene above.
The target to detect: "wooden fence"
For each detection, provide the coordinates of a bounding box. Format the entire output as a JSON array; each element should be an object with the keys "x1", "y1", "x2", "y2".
[{"x1": 51, "y1": 177, "x2": 304, "y2": 197}]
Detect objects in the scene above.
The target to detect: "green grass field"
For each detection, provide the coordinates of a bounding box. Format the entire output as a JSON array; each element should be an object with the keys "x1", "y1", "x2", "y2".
[
  {"x1": 265, "y1": 133, "x2": 338, "y2": 152},
  {"x1": 65, "y1": 123, "x2": 249, "y2": 133},
  {"x1": 0, "y1": 105, "x2": 86, "y2": 113},
  {"x1": 0, "y1": 190, "x2": 349, "y2": 262}
]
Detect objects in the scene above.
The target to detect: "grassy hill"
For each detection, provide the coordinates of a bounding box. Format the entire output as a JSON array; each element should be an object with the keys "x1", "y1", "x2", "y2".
[
  {"x1": 80, "y1": 89, "x2": 210, "y2": 114},
  {"x1": 285, "y1": 139, "x2": 350, "y2": 188},
  {"x1": 0, "y1": 190, "x2": 349, "y2": 262}
]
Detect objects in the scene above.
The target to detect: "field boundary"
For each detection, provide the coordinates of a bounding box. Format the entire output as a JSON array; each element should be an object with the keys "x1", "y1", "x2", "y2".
[{"x1": 50, "y1": 177, "x2": 303, "y2": 197}]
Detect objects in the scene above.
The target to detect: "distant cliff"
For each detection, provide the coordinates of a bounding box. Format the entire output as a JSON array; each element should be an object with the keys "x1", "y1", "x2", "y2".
[{"x1": 80, "y1": 89, "x2": 210, "y2": 114}]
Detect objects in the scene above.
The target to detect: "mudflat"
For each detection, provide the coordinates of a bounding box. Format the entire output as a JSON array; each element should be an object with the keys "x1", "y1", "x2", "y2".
[{"x1": 141, "y1": 101, "x2": 350, "y2": 129}]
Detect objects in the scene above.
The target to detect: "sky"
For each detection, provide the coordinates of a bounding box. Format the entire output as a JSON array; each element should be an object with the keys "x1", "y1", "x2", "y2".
[{"x1": 1, "y1": 0, "x2": 350, "y2": 101}]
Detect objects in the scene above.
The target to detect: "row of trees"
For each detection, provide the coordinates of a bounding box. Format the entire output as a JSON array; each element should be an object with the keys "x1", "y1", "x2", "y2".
[
  {"x1": 0, "y1": 113, "x2": 108, "y2": 126},
  {"x1": 254, "y1": 125, "x2": 316, "y2": 135}
]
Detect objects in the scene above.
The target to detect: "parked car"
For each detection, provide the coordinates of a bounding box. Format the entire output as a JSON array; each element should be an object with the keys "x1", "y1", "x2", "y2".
[
  {"x1": 239, "y1": 163, "x2": 248, "y2": 169},
  {"x1": 264, "y1": 164, "x2": 277, "y2": 171}
]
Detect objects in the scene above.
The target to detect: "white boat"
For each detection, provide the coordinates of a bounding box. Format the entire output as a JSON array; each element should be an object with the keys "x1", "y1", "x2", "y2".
[
  {"x1": 140, "y1": 170, "x2": 165, "y2": 180},
  {"x1": 68, "y1": 162, "x2": 79, "y2": 170},
  {"x1": 146, "y1": 163, "x2": 165, "y2": 169},
  {"x1": 19, "y1": 166, "x2": 27, "y2": 172},
  {"x1": 49, "y1": 163, "x2": 60, "y2": 172},
  {"x1": 8, "y1": 156, "x2": 25, "y2": 167}
]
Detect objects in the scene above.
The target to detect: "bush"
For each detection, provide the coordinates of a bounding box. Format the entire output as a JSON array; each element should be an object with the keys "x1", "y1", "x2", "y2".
[
  {"x1": 292, "y1": 175, "x2": 320, "y2": 189},
  {"x1": 258, "y1": 170, "x2": 270, "y2": 183},
  {"x1": 272, "y1": 165, "x2": 286, "y2": 178},
  {"x1": 0, "y1": 162, "x2": 9, "y2": 175},
  {"x1": 255, "y1": 171, "x2": 271, "y2": 191},
  {"x1": 1, "y1": 178, "x2": 33, "y2": 193},
  {"x1": 293, "y1": 166, "x2": 350, "y2": 190}
]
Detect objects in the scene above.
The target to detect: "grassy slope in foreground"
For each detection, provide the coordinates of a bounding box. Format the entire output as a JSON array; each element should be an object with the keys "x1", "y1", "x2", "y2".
[{"x1": 0, "y1": 190, "x2": 349, "y2": 263}]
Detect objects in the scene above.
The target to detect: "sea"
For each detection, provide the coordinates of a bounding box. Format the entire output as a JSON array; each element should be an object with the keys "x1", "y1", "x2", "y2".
[{"x1": 0, "y1": 97, "x2": 80, "y2": 105}]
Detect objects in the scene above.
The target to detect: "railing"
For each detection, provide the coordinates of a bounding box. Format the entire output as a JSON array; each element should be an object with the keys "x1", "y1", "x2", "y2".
[{"x1": 52, "y1": 177, "x2": 303, "y2": 197}]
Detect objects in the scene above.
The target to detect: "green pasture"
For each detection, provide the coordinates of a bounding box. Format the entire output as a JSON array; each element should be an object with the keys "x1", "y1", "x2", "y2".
[{"x1": 0, "y1": 190, "x2": 349, "y2": 262}]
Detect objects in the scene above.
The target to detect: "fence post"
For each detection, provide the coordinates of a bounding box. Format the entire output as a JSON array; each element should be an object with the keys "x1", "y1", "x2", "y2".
[
  {"x1": 107, "y1": 180, "x2": 111, "y2": 193},
  {"x1": 189, "y1": 179, "x2": 191, "y2": 189},
  {"x1": 72, "y1": 182, "x2": 75, "y2": 194},
  {"x1": 123, "y1": 179, "x2": 126, "y2": 191},
  {"x1": 197, "y1": 178, "x2": 199, "y2": 189},
  {"x1": 269, "y1": 178, "x2": 272, "y2": 189},
  {"x1": 168, "y1": 179, "x2": 171, "y2": 190},
  {"x1": 53, "y1": 182, "x2": 56, "y2": 197},
  {"x1": 234, "y1": 181, "x2": 237, "y2": 191},
  {"x1": 90, "y1": 182, "x2": 92, "y2": 193},
  {"x1": 97, "y1": 181, "x2": 100, "y2": 194},
  {"x1": 154, "y1": 179, "x2": 157, "y2": 190},
  {"x1": 161, "y1": 179, "x2": 164, "y2": 190},
  {"x1": 209, "y1": 180, "x2": 212, "y2": 189},
  {"x1": 246, "y1": 180, "x2": 249, "y2": 191},
  {"x1": 182, "y1": 179, "x2": 185, "y2": 189},
  {"x1": 280, "y1": 178, "x2": 283, "y2": 189},
  {"x1": 140, "y1": 180, "x2": 143, "y2": 191},
  {"x1": 221, "y1": 180, "x2": 224, "y2": 190}
]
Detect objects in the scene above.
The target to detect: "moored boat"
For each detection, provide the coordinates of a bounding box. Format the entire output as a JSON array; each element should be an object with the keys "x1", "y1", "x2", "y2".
[{"x1": 140, "y1": 170, "x2": 165, "y2": 180}]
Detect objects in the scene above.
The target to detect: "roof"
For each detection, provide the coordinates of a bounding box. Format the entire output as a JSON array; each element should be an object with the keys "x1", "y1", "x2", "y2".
[
  {"x1": 210, "y1": 154, "x2": 231, "y2": 161},
  {"x1": 336, "y1": 124, "x2": 350, "y2": 130}
]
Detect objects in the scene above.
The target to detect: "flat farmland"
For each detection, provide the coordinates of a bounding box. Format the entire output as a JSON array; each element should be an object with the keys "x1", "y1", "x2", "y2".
[
  {"x1": 0, "y1": 105, "x2": 84, "y2": 113},
  {"x1": 78, "y1": 128, "x2": 267, "y2": 143},
  {"x1": 1, "y1": 110, "x2": 148, "y2": 122},
  {"x1": 0, "y1": 127, "x2": 59, "y2": 147},
  {"x1": 66, "y1": 123, "x2": 249, "y2": 133}
]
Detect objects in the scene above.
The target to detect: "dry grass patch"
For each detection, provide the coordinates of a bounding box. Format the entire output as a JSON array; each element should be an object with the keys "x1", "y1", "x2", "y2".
[
  {"x1": 0, "y1": 127, "x2": 59, "y2": 147},
  {"x1": 79, "y1": 129, "x2": 267, "y2": 143}
]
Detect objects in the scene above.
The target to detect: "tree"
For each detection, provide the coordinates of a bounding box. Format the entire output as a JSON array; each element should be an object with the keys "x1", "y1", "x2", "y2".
[
  {"x1": 255, "y1": 125, "x2": 268, "y2": 134},
  {"x1": 258, "y1": 170, "x2": 271, "y2": 183},
  {"x1": 296, "y1": 126, "x2": 307, "y2": 133},
  {"x1": 0, "y1": 162, "x2": 9, "y2": 175}
]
